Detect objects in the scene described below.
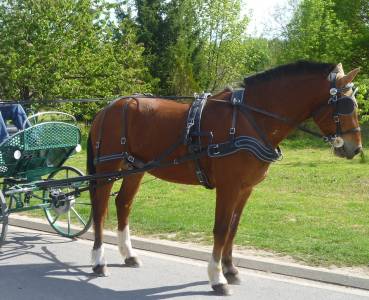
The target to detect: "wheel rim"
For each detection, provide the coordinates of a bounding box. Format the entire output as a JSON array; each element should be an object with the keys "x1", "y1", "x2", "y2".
[{"x1": 43, "y1": 166, "x2": 91, "y2": 238}]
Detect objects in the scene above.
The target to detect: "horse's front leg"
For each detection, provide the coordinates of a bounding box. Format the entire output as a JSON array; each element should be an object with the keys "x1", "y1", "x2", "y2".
[
  {"x1": 221, "y1": 188, "x2": 252, "y2": 285},
  {"x1": 116, "y1": 174, "x2": 144, "y2": 267},
  {"x1": 208, "y1": 186, "x2": 241, "y2": 296},
  {"x1": 91, "y1": 181, "x2": 114, "y2": 276}
]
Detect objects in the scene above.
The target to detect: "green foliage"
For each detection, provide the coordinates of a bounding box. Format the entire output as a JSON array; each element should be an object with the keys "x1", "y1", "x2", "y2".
[
  {"x1": 0, "y1": 0, "x2": 151, "y2": 121},
  {"x1": 134, "y1": 0, "x2": 269, "y2": 94},
  {"x1": 194, "y1": 0, "x2": 249, "y2": 91},
  {"x1": 278, "y1": 0, "x2": 352, "y2": 64}
]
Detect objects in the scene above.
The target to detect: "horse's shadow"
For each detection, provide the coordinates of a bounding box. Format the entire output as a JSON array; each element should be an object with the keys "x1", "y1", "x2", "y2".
[{"x1": 0, "y1": 231, "x2": 215, "y2": 299}]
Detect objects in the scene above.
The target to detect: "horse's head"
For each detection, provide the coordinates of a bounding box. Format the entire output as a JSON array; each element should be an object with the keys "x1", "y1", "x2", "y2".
[{"x1": 313, "y1": 63, "x2": 361, "y2": 159}]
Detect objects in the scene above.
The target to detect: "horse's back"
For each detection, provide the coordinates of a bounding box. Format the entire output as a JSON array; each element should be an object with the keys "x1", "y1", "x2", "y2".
[{"x1": 89, "y1": 97, "x2": 197, "y2": 180}]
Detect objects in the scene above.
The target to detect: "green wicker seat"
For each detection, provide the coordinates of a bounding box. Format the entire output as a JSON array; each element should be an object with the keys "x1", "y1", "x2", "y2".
[{"x1": 0, "y1": 122, "x2": 81, "y2": 180}]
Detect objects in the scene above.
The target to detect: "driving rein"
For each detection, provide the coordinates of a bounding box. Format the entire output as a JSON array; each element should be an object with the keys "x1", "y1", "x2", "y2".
[{"x1": 94, "y1": 72, "x2": 359, "y2": 189}]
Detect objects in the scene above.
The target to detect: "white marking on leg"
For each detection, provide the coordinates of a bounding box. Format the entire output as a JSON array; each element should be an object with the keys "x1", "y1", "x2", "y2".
[
  {"x1": 208, "y1": 256, "x2": 228, "y2": 286},
  {"x1": 222, "y1": 264, "x2": 231, "y2": 274},
  {"x1": 91, "y1": 245, "x2": 107, "y2": 266},
  {"x1": 118, "y1": 224, "x2": 138, "y2": 258}
]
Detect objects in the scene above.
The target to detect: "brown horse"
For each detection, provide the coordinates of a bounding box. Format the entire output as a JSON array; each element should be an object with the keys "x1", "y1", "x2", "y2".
[{"x1": 87, "y1": 61, "x2": 361, "y2": 295}]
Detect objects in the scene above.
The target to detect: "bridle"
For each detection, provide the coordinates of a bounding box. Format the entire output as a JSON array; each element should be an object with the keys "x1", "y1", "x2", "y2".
[{"x1": 311, "y1": 72, "x2": 360, "y2": 148}]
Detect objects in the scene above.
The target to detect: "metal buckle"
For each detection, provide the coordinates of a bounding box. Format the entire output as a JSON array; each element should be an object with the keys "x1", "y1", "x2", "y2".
[
  {"x1": 323, "y1": 136, "x2": 330, "y2": 143},
  {"x1": 127, "y1": 155, "x2": 135, "y2": 163},
  {"x1": 195, "y1": 170, "x2": 205, "y2": 182},
  {"x1": 231, "y1": 97, "x2": 242, "y2": 105},
  {"x1": 211, "y1": 144, "x2": 220, "y2": 155},
  {"x1": 95, "y1": 141, "x2": 100, "y2": 149},
  {"x1": 334, "y1": 115, "x2": 340, "y2": 123},
  {"x1": 330, "y1": 88, "x2": 338, "y2": 96},
  {"x1": 229, "y1": 128, "x2": 235, "y2": 135},
  {"x1": 121, "y1": 137, "x2": 126, "y2": 145}
]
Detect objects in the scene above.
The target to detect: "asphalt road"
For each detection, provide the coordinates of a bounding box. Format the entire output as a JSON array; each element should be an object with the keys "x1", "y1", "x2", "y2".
[{"x1": 1, "y1": 226, "x2": 369, "y2": 300}]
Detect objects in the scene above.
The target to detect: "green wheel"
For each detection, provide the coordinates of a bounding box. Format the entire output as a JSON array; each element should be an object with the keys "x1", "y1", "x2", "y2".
[
  {"x1": 0, "y1": 190, "x2": 8, "y2": 246},
  {"x1": 43, "y1": 166, "x2": 92, "y2": 238}
]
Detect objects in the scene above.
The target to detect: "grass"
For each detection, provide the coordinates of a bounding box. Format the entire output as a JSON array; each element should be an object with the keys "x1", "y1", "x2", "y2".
[{"x1": 60, "y1": 137, "x2": 369, "y2": 268}]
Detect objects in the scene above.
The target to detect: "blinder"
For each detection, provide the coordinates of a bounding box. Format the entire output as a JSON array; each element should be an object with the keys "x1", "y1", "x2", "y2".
[{"x1": 335, "y1": 96, "x2": 356, "y2": 115}]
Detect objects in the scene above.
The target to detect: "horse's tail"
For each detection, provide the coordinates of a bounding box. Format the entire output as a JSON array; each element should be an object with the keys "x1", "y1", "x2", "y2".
[{"x1": 87, "y1": 132, "x2": 96, "y2": 175}]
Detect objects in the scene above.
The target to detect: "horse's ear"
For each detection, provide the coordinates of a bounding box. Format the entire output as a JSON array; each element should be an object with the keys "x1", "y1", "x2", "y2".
[
  {"x1": 337, "y1": 67, "x2": 360, "y2": 87},
  {"x1": 333, "y1": 63, "x2": 344, "y2": 74}
]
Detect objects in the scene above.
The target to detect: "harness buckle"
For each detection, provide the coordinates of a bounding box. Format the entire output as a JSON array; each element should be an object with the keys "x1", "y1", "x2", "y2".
[
  {"x1": 95, "y1": 141, "x2": 100, "y2": 149},
  {"x1": 323, "y1": 136, "x2": 330, "y2": 143},
  {"x1": 195, "y1": 170, "x2": 205, "y2": 183},
  {"x1": 210, "y1": 144, "x2": 220, "y2": 155},
  {"x1": 329, "y1": 88, "x2": 338, "y2": 96},
  {"x1": 127, "y1": 155, "x2": 135, "y2": 163},
  {"x1": 231, "y1": 97, "x2": 242, "y2": 106},
  {"x1": 334, "y1": 115, "x2": 340, "y2": 123},
  {"x1": 121, "y1": 137, "x2": 126, "y2": 145},
  {"x1": 229, "y1": 128, "x2": 236, "y2": 135}
]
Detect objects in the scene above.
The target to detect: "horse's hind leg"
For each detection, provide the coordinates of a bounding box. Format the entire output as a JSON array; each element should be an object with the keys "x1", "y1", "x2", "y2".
[
  {"x1": 91, "y1": 181, "x2": 113, "y2": 277},
  {"x1": 222, "y1": 188, "x2": 252, "y2": 285},
  {"x1": 115, "y1": 173, "x2": 144, "y2": 267}
]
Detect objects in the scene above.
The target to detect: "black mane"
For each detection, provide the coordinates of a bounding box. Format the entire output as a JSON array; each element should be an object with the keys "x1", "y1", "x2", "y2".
[{"x1": 244, "y1": 61, "x2": 336, "y2": 86}]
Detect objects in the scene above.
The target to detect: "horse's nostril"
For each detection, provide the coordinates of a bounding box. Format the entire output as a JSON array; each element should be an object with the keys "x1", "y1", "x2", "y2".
[{"x1": 354, "y1": 147, "x2": 362, "y2": 155}]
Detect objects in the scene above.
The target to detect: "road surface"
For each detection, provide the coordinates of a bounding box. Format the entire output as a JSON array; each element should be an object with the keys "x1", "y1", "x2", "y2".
[{"x1": 1, "y1": 226, "x2": 369, "y2": 300}]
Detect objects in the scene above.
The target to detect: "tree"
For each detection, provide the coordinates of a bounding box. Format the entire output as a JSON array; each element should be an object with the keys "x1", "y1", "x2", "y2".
[
  {"x1": 277, "y1": 0, "x2": 352, "y2": 64},
  {"x1": 194, "y1": 0, "x2": 249, "y2": 91},
  {"x1": 0, "y1": 0, "x2": 151, "y2": 121},
  {"x1": 133, "y1": 0, "x2": 254, "y2": 94}
]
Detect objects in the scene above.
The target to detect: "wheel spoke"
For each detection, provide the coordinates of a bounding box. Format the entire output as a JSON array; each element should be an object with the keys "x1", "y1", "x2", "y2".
[
  {"x1": 67, "y1": 210, "x2": 71, "y2": 235},
  {"x1": 51, "y1": 214, "x2": 59, "y2": 225},
  {"x1": 44, "y1": 167, "x2": 91, "y2": 238},
  {"x1": 71, "y1": 207, "x2": 87, "y2": 226}
]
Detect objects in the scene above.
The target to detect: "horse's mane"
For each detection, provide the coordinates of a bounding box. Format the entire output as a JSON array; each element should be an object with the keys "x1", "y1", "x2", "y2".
[{"x1": 244, "y1": 61, "x2": 336, "y2": 86}]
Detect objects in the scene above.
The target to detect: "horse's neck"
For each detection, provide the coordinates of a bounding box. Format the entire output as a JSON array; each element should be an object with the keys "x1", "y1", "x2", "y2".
[{"x1": 245, "y1": 76, "x2": 327, "y2": 147}]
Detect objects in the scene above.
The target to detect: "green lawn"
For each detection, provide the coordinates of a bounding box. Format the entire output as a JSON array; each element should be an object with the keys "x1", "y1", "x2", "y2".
[{"x1": 63, "y1": 140, "x2": 369, "y2": 267}]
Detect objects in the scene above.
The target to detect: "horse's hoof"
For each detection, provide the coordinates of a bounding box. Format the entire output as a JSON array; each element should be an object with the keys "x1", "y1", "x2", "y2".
[
  {"x1": 224, "y1": 272, "x2": 241, "y2": 285},
  {"x1": 125, "y1": 256, "x2": 142, "y2": 268},
  {"x1": 212, "y1": 284, "x2": 232, "y2": 296},
  {"x1": 92, "y1": 264, "x2": 109, "y2": 277}
]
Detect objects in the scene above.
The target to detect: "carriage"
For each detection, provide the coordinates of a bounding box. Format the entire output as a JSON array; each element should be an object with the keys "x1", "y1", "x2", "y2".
[{"x1": 0, "y1": 111, "x2": 92, "y2": 244}]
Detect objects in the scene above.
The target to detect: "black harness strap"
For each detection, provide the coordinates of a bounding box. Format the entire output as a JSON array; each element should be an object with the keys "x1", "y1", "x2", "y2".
[
  {"x1": 230, "y1": 90, "x2": 244, "y2": 141},
  {"x1": 95, "y1": 97, "x2": 147, "y2": 169},
  {"x1": 185, "y1": 93, "x2": 213, "y2": 189}
]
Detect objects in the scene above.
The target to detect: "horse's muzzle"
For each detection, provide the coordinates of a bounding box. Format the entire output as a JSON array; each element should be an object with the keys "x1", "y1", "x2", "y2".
[{"x1": 334, "y1": 144, "x2": 362, "y2": 159}]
